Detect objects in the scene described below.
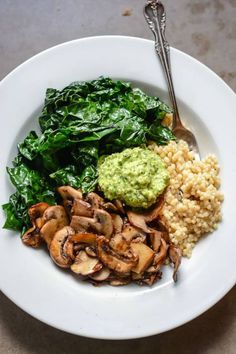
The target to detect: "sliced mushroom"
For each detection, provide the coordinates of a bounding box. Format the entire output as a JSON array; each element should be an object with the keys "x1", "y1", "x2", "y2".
[
  {"x1": 113, "y1": 200, "x2": 125, "y2": 214},
  {"x1": 22, "y1": 227, "x2": 42, "y2": 248},
  {"x1": 169, "y1": 244, "x2": 182, "y2": 282},
  {"x1": 89, "y1": 267, "x2": 111, "y2": 281},
  {"x1": 28, "y1": 202, "x2": 50, "y2": 227},
  {"x1": 130, "y1": 243, "x2": 154, "y2": 274},
  {"x1": 153, "y1": 238, "x2": 169, "y2": 269},
  {"x1": 97, "y1": 236, "x2": 138, "y2": 274},
  {"x1": 85, "y1": 246, "x2": 97, "y2": 257},
  {"x1": 49, "y1": 226, "x2": 75, "y2": 268},
  {"x1": 126, "y1": 197, "x2": 164, "y2": 234},
  {"x1": 109, "y1": 233, "x2": 130, "y2": 255},
  {"x1": 70, "y1": 210, "x2": 113, "y2": 239},
  {"x1": 103, "y1": 202, "x2": 119, "y2": 213},
  {"x1": 121, "y1": 225, "x2": 146, "y2": 243},
  {"x1": 71, "y1": 250, "x2": 102, "y2": 276},
  {"x1": 71, "y1": 232, "x2": 97, "y2": 245},
  {"x1": 70, "y1": 215, "x2": 100, "y2": 233},
  {"x1": 86, "y1": 192, "x2": 104, "y2": 209},
  {"x1": 149, "y1": 229, "x2": 162, "y2": 252},
  {"x1": 141, "y1": 196, "x2": 164, "y2": 222},
  {"x1": 94, "y1": 209, "x2": 113, "y2": 239},
  {"x1": 43, "y1": 205, "x2": 69, "y2": 224},
  {"x1": 127, "y1": 210, "x2": 150, "y2": 234},
  {"x1": 71, "y1": 199, "x2": 93, "y2": 217},
  {"x1": 151, "y1": 217, "x2": 170, "y2": 243},
  {"x1": 137, "y1": 272, "x2": 162, "y2": 286},
  {"x1": 111, "y1": 214, "x2": 123, "y2": 234},
  {"x1": 109, "y1": 278, "x2": 130, "y2": 286},
  {"x1": 22, "y1": 202, "x2": 50, "y2": 248},
  {"x1": 41, "y1": 205, "x2": 69, "y2": 246},
  {"x1": 57, "y1": 186, "x2": 82, "y2": 200}
]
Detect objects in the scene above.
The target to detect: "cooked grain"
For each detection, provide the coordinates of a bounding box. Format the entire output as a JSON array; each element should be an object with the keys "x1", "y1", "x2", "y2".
[{"x1": 149, "y1": 140, "x2": 223, "y2": 257}]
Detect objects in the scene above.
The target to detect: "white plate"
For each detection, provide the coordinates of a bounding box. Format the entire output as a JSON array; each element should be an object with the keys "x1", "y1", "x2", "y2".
[{"x1": 0, "y1": 36, "x2": 235, "y2": 339}]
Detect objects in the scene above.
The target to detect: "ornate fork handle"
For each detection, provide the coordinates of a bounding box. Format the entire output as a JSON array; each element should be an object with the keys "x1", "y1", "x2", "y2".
[{"x1": 144, "y1": 0, "x2": 182, "y2": 128}]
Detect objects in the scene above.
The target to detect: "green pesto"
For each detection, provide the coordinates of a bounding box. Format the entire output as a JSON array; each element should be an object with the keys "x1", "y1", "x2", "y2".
[{"x1": 98, "y1": 147, "x2": 169, "y2": 208}]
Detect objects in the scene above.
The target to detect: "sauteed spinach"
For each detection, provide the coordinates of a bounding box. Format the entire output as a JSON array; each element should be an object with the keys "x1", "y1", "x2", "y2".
[{"x1": 2, "y1": 77, "x2": 174, "y2": 233}]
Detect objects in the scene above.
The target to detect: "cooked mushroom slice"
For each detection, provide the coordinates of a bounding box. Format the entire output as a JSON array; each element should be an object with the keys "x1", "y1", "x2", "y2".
[
  {"x1": 28, "y1": 202, "x2": 50, "y2": 228},
  {"x1": 89, "y1": 267, "x2": 110, "y2": 281},
  {"x1": 169, "y1": 244, "x2": 182, "y2": 282},
  {"x1": 22, "y1": 227, "x2": 42, "y2": 248},
  {"x1": 149, "y1": 229, "x2": 162, "y2": 252},
  {"x1": 22, "y1": 202, "x2": 50, "y2": 248},
  {"x1": 74, "y1": 243, "x2": 86, "y2": 253},
  {"x1": 71, "y1": 199, "x2": 93, "y2": 217},
  {"x1": 41, "y1": 205, "x2": 69, "y2": 246},
  {"x1": 121, "y1": 225, "x2": 146, "y2": 243},
  {"x1": 97, "y1": 236, "x2": 138, "y2": 274},
  {"x1": 130, "y1": 243, "x2": 155, "y2": 274},
  {"x1": 141, "y1": 196, "x2": 164, "y2": 222},
  {"x1": 94, "y1": 209, "x2": 113, "y2": 239},
  {"x1": 151, "y1": 217, "x2": 170, "y2": 243},
  {"x1": 109, "y1": 233, "x2": 130, "y2": 255},
  {"x1": 109, "y1": 278, "x2": 130, "y2": 286},
  {"x1": 113, "y1": 200, "x2": 125, "y2": 214},
  {"x1": 43, "y1": 205, "x2": 69, "y2": 224},
  {"x1": 70, "y1": 210, "x2": 113, "y2": 239},
  {"x1": 103, "y1": 202, "x2": 119, "y2": 213},
  {"x1": 71, "y1": 250, "x2": 102, "y2": 276},
  {"x1": 127, "y1": 210, "x2": 150, "y2": 234},
  {"x1": 153, "y1": 238, "x2": 169, "y2": 269},
  {"x1": 86, "y1": 192, "x2": 104, "y2": 209},
  {"x1": 131, "y1": 272, "x2": 143, "y2": 281},
  {"x1": 49, "y1": 226, "x2": 75, "y2": 268},
  {"x1": 85, "y1": 246, "x2": 97, "y2": 257},
  {"x1": 57, "y1": 186, "x2": 82, "y2": 200},
  {"x1": 71, "y1": 232, "x2": 97, "y2": 245},
  {"x1": 111, "y1": 214, "x2": 123, "y2": 234},
  {"x1": 137, "y1": 272, "x2": 162, "y2": 286},
  {"x1": 70, "y1": 215, "x2": 100, "y2": 233}
]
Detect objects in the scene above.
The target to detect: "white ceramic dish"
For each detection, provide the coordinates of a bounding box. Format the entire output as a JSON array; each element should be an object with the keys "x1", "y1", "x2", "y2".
[{"x1": 0, "y1": 36, "x2": 235, "y2": 339}]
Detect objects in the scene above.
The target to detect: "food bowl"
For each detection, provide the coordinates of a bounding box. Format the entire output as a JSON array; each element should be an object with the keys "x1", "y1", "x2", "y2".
[{"x1": 0, "y1": 36, "x2": 235, "y2": 339}]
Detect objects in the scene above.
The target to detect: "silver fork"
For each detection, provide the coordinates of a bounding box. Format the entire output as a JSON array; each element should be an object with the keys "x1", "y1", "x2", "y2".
[{"x1": 144, "y1": 0, "x2": 200, "y2": 157}]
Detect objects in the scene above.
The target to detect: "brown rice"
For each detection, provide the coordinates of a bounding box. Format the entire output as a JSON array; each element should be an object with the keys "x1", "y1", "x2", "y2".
[{"x1": 149, "y1": 140, "x2": 224, "y2": 257}]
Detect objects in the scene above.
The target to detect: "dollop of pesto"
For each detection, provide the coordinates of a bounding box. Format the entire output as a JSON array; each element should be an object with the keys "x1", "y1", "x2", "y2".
[{"x1": 98, "y1": 147, "x2": 169, "y2": 208}]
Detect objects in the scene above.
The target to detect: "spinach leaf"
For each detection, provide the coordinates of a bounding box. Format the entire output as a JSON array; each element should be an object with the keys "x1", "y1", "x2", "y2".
[
  {"x1": 79, "y1": 165, "x2": 98, "y2": 193},
  {"x1": 7, "y1": 164, "x2": 55, "y2": 206}
]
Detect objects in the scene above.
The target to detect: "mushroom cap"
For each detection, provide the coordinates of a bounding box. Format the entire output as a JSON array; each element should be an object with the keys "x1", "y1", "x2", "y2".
[
  {"x1": 71, "y1": 232, "x2": 97, "y2": 245},
  {"x1": 96, "y1": 236, "x2": 137, "y2": 274},
  {"x1": 121, "y1": 225, "x2": 146, "y2": 243},
  {"x1": 22, "y1": 227, "x2": 42, "y2": 248},
  {"x1": 49, "y1": 226, "x2": 75, "y2": 268},
  {"x1": 86, "y1": 192, "x2": 104, "y2": 209},
  {"x1": 70, "y1": 215, "x2": 100, "y2": 233},
  {"x1": 127, "y1": 210, "x2": 151, "y2": 234},
  {"x1": 94, "y1": 209, "x2": 113, "y2": 239},
  {"x1": 149, "y1": 229, "x2": 162, "y2": 252},
  {"x1": 89, "y1": 267, "x2": 111, "y2": 281},
  {"x1": 41, "y1": 205, "x2": 69, "y2": 246},
  {"x1": 140, "y1": 196, "x2": 164, "y2": 222},
  {"x1": 57, "y1": 186, "x2": 83, "y2": 200},
  {"x1": 130, "y1": 242, "x2": 154, "y2": 274},
  {"x1": 169, "y1": 244, "x2": 182, "y2": 282},
  {"x1": 71, "y1": 250, "x2": 102, "y2": 276},
  {"x1": 111, "y1": 214, "x2": 123, "y2": 234},
  {"x1": 28, "y1": 202, "x2": 50, "y2": 223},
  {"x1": 71, "y1": 199, "x2": 93, "y2": 217}
]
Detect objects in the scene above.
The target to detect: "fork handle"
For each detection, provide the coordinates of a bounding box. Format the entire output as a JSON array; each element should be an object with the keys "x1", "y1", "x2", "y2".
[{"x1": 144, "y1": 0, "x2": 182, "y2": 129}]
